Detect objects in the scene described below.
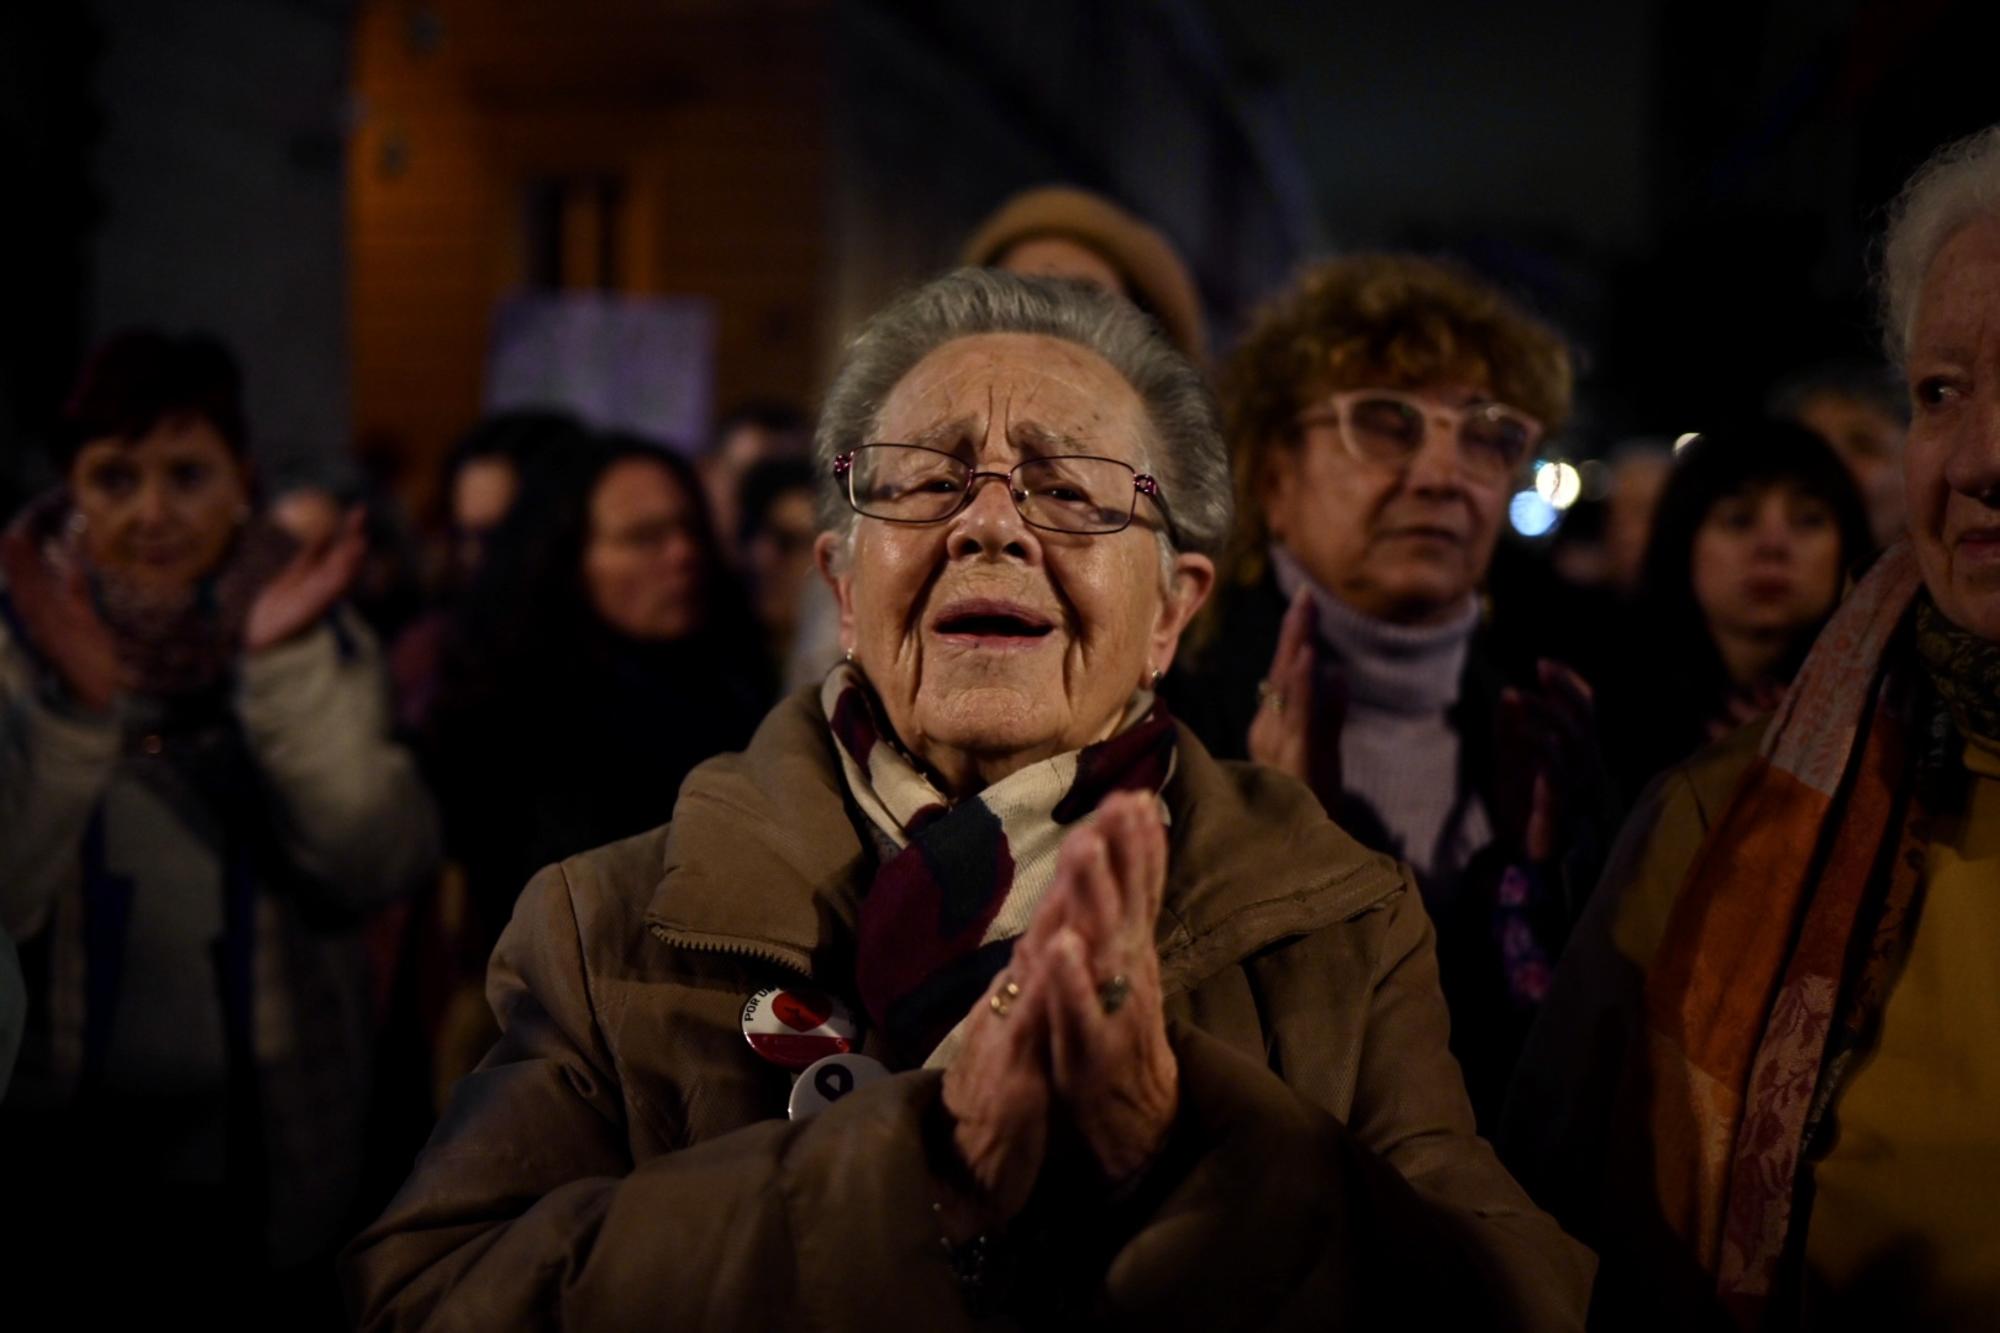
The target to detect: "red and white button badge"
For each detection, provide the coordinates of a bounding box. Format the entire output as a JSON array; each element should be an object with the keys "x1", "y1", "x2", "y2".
[{"x1": 740, "y1": 985, "x2": 858, "y2": 1070}]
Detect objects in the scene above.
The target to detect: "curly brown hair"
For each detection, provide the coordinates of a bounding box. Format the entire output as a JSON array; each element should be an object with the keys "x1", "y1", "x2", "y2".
[{"x1": 1217, "y1": 253, "x2": 1573, "y2": 591}]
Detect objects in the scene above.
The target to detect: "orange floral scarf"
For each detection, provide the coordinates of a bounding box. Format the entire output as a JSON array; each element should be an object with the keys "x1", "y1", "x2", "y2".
[{"x1": 1639, "y1": 542, "x2": 1929, "y2": 1328}]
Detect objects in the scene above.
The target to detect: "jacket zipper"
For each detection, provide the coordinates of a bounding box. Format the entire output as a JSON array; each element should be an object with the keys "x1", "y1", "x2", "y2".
[{"x1": 646, "y1": 921, "x2": 816, "y2": 982}]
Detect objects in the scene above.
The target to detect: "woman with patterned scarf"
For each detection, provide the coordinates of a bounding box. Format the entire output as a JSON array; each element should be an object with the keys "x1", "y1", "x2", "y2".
[
  {"x1": 0, "y1": 330, "x2": 442, "y2": 1318},
  {"x1": 1503, "y1": 128, "x2": 2000, "y2": 1332},
  {"x1": 349, "y1": 270, "x2": 1591, "y2": 1330}
]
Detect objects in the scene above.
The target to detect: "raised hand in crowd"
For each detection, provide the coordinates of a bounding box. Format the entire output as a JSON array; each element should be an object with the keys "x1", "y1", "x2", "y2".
[
  {"x1": 244, "y1": 506, "x2": 368, "y2": 652},
  {"x1": 0, "y1": 522, "x2": 129, "y2": 713},
  {"x1": 1245, "y1": 586, "x2": 1343, "y2": 805}
]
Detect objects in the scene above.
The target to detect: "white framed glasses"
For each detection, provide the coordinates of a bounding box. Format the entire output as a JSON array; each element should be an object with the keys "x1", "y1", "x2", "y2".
[{"x1": 1293, "y1": 389, "x2": 1544, "y2": 484}]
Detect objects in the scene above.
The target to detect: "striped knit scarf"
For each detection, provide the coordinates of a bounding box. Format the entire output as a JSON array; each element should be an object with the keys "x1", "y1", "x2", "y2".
[
  {"x1": 1638, "y1": 542, "x2": 1931, "y2": 1328},
  {"x1": 820, "y1": 661, "x2": 1177, "y2": 1069}
]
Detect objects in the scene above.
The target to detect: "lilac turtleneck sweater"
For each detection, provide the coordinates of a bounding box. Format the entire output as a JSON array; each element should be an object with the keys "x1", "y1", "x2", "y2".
[{"x1": 1271, "y1": 546, "x2": 1493, "y2": 910}]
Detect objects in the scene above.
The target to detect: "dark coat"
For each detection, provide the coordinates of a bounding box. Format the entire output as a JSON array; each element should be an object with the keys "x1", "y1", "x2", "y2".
[{"x1": 1166, "y1": 572, "x2": 1572, "y2": 1131}]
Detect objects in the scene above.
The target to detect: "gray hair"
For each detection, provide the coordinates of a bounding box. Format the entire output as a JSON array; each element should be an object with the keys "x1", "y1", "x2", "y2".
[
  {"x1": 1879, "y1": 124, "x2": 2000, "y2": 365},
  {"x1": 813, "y1": 268, "x2": 1232, "y2": 559}
]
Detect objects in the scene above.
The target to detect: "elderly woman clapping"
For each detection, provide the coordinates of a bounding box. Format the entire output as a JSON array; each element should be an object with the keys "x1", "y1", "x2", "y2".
[
  {"x1": 1505, "y1": 127, "x2": 2000, "y2": 1332},
  {"x1": 348, "y1": 270, "x2": 1589, "y2": 1330}
]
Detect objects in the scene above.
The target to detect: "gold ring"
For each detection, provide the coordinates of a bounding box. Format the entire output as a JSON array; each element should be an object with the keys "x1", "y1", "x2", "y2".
[
  {"x1": 988, "y1": 977, "x2": 1021, "y2": 1018},
  {"x1": 1257, "y1": 679, "x2": 1286, "y2": 715},
  {"x1": 1098, "y1": 974, "x2": 1131, "y2": 1015}
]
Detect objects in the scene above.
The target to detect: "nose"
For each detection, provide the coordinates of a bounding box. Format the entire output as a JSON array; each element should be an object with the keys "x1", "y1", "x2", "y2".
[
  {"x1": 1752, "y1": 504, "x2": 1796, "y2": 558},
  {"x1": 661, "y1": 529, "x2": 702, "y2": 572},
  {"x1": 946, "y1": 470, "x2": 1038, "y2": 562},
  {"x1": 1944, "y1": 396, "x2": 2000, "y2": 505},
  {"x1": 133, "y1": 474, "x2": 172, "y2": 526},
  {"x1": 1402, "y1": 416, "x2": 1469, "y2": 497}
]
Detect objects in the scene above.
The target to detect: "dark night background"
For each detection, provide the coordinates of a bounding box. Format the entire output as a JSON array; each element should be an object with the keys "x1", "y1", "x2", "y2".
[{"x1": 3, "y1": 0, "x2": 1994, "y2": 524}]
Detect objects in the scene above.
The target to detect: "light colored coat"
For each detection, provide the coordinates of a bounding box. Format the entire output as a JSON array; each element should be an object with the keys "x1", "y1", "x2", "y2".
[{"x1": 0, "y1": 603, "x2": 442, "y2": 1263}]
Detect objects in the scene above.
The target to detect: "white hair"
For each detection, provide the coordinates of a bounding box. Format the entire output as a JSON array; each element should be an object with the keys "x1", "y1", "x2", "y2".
[
  {"x1": 1879, "y1": 124, "x2": 2000, "y2": 365},
  {"x1": 812, "y1": 268, "x2": 1231, "y2": 563}
]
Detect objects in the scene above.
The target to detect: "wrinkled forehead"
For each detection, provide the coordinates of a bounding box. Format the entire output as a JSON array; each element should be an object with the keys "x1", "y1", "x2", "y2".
[
  {"x1": 1913, "y1": 218, "x2": 2000, "y2": 359},
  {"x1": 876, "y1": 333, "x2": 1151, "y2": 464}
]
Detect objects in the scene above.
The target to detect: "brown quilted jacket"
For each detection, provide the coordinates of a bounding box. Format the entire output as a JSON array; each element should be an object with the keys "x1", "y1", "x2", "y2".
[{"x1": 346, "y1": 691, "x2": 1591, "y2": 1330}]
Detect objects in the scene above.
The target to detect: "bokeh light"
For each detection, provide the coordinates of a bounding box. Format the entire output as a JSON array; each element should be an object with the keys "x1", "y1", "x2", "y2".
[
  {"x1": 1534, "y1": 459, "x2": 1582, "y2": 509},
  {"x1": 1510, "y1": 489, "x2": 1560, "y2": 538}
]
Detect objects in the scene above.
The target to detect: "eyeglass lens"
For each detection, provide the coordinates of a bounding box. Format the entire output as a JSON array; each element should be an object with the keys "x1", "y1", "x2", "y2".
[
  {"x1": 1341, "y1": 396, "x2": 1535, "y2": 477},
  {"x1": 847, "y1": 445, "x2": 1138, "y2": 533}
]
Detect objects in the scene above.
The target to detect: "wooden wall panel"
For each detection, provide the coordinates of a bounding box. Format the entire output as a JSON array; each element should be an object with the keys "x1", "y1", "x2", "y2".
[{"x1": 348, "y1": 0, "x2": 829, "y2": 517}]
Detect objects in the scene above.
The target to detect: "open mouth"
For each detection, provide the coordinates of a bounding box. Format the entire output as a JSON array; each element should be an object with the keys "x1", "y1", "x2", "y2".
[
  {"x1": 930, "y1": 599, "x2": 1057, "y2": 645},
  {"x1": 1384, "y1": 527, "x2": 1463, "y2": 547}
]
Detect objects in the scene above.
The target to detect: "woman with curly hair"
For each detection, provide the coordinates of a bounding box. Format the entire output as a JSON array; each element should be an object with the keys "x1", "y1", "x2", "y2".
[{"x1": 1168, "y1": 254, "x2": 1605, "y2": 1125}]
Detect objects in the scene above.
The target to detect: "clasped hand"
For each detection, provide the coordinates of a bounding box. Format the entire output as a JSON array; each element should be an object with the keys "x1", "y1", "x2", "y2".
[
  {"x1": 0, "y1": 508, "x2": 367, "y2": 714},
  {"x1": 941, "y1": 790, "x2": 1179, "y2": 1224}
]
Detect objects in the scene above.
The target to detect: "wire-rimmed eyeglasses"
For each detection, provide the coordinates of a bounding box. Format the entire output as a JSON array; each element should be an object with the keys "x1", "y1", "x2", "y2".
[{"x1": 833, "y1": 444, "x2": 1178, "y2": 543}]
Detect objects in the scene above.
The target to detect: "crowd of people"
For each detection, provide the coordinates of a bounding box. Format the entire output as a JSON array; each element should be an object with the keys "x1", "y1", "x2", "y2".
[{"x1": 1, "y1": 121, "x2": 1996, "y2": 1331}]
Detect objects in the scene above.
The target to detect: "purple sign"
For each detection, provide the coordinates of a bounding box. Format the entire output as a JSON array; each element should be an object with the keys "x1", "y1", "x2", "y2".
[{"x1": 486, "y1": 292, "x2": 716, "y2": 454}]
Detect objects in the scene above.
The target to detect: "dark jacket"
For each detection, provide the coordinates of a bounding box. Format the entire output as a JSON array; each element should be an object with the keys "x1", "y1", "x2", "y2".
[
  {"x1": 424, "y1": 628, "x2": 770, "y2": 947},
  {"x1": 1499, "y1": 723, "x2": 1764, "y2": 1333},
  {"x1": 347, "y1": 689, "x2": 1592, "y2": 1330},
  {"x1": 1168, "y1": 572, "x2": 1567, "y2": 1130}
]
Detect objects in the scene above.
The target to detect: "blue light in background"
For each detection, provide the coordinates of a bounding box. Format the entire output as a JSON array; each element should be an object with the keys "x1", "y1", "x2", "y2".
[{"x1": 1509, "y1": 489, "x2": 1560, "y2": 538}]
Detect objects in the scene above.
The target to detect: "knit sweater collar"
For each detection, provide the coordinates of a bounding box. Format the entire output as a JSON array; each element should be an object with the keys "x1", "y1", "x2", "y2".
[{"x1": 1269, "y1": 544, "x2": 1479, "y2": 717}]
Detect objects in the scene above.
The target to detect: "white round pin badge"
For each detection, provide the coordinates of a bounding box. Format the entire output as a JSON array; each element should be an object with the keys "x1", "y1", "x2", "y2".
[{"x1": 788, "y1": 1052, "x2": 890, "y2": 1119}]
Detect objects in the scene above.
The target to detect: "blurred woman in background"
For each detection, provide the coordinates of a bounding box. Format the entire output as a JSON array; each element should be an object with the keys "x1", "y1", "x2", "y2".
[
  {"x1": 735, "y1": 455, "x2": 820, "y2": 675},
  {"x1": 961, "y1": 183, "x2": 1211, "y2": 364},
  {"x1": 424, "y1": 431, "x2": 771, "y2": 949},
  {"x1": 388, "y1": 409, "x2": 590, "y2": 731},
  {"x1": 1594, "y1": 421, "x2": 1872, "y2": 802},
  {"x1": 1168, "y1": 253, "x2": 1604, "y2": 1126},
  {"x1": 0, "y1": 329, "x2": 440, "y2": 1319}
]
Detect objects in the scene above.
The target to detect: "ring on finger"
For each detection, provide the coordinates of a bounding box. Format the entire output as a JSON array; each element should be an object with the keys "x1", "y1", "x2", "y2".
[
  {"x1": 988, "y1": 976, "x2": 1022, "y2": 1018},
  {"x1": 1256, "y1": 679, "x2": 1286, "y2": 715},
  {"x1": 1097, "y1": 974, "x2": 1131, "y2": 1016}
]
